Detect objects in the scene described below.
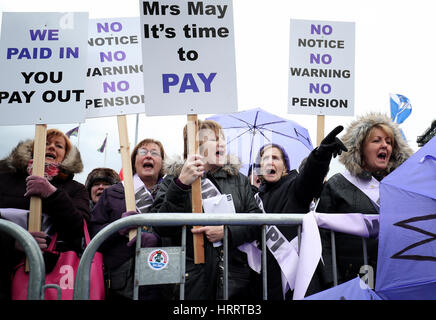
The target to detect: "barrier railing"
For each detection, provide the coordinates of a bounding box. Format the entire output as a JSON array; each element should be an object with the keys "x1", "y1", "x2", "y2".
[
  {"x1": 73, "y1": 212, "x2": 374, "y2": 300},
  {"x1": 0, "y1": 219, "x2": 45, "y2": 300}
]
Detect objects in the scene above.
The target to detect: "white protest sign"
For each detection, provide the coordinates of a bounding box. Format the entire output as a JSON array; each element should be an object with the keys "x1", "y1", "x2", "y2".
[
  {"x1": 288, "y1": 19, "x2": 355, "y2": 116},
  {"x1": 139, "y1": 0, "x2": 237, "y2": 116},
  {"x1": 86, "y1": 17, "x2": 146, "y2": 118},
  {"x1": 0, "y1": 12, "x2": 88, "y2": 125}
]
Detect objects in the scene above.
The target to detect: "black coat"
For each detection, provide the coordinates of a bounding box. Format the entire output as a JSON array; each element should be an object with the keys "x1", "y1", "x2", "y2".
[
  {"x1": 0, "y1": 170, "x2": 90, "y2": 246},
  {"x1": 0, "y1": 140, "x2": 89, "y2": 300},
  {"x1": 151, "y1": 162, "x2": 262, "y2": 300},
  {"x1": 258, "y1": 149, "x2": 331, "y2": 300},
  {"x1": 316, "y1": 172, "x2": 379, "y2": 285}
]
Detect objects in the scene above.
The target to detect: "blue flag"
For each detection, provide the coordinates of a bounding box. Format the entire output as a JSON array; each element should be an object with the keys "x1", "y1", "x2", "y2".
[
  {"x1": 305, "y1": 277, "x2": 382, "y2": 300},
  {"x1": 390, "y1": 93, "x2": 412, "y2": 124},
  {"x1": 376, "y1": 136, "x2": 436, "y2": 299}
]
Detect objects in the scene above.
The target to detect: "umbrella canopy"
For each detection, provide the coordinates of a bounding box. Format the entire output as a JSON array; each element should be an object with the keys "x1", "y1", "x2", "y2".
[
  {"x1": 206, "y1": 108, "x2": 313, "y2": 175},
  {"x1": 376, "y1": 136, "x2": 436, "y2": 299},
  {"x1": 305, "y1": 277, "x2": 382, "y2": 300}
]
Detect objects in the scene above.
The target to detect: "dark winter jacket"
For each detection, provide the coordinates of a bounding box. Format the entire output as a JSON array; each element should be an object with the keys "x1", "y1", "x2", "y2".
[
  {"x1": 151, "y1": 156, "x2": 262, "y2": 300},
  {"x1": 257, "y1": 147, "x2": 332, "y2": 299},
  {"x1": 0, "y1": 139, "x2": 89, "y2": 248},
  {"x1": 0, "y1": 139, "x2": 89, "y2": 300},
  {"x1": 89, "y1": 180, "x2": 166, "y2": 300},
  {"x1": 89, "y1": 182, "x2": 136, "y2": 270},
  {"x1": 316, "y1": 113, "x2": 414, "y2": 285}
]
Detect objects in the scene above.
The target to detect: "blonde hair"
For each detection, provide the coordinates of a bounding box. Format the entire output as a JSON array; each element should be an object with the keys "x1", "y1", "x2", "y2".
[
  {"x1": 363, "y1": 124, "x2": 395, "y2": 150},
  {"x1": 183, "y1": 119, "x2": 223, "y2": 159}
]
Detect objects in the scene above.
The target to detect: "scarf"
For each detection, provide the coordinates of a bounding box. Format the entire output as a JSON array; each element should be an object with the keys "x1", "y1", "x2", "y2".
[{"x1": 27, "y1": 159, "x2": 60, "y2": 181}]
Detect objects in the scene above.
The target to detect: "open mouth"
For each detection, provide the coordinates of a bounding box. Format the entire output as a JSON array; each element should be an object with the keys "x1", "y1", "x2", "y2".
[
  {"x1": 266, "y1": 168, "x2": 276, "y2": 175},
  {"x1": 143, "y1": 163, "x2": 154, "y2": 169},
  {"x1": 45, "y1": 153, "x2": 56, "y2": 161},
  {"x1": 377, "y1": 152, "x2": 387, "y2": 160}
]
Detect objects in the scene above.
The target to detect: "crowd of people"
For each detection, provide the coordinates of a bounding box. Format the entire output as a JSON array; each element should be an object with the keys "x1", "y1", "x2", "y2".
[{"x1": 0, "y1": 112, "x2": 416, "y2": 300}]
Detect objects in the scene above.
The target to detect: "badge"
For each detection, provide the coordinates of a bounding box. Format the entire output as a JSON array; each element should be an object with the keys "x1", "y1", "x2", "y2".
[{"x1": 148, "y1": 249, "x2": 169, "y2": 270}]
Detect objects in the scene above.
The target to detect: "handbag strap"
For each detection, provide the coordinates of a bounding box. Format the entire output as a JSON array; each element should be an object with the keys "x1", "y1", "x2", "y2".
[
  {"x1": 46, "y1": 232, "x2": 58, "y2": 251},
  {"x1": 83, "y1": 219, "x2": 91, "y2": 247},
  {"x1": 45, "y1": 219, "x2": 91, "y2": 251}
]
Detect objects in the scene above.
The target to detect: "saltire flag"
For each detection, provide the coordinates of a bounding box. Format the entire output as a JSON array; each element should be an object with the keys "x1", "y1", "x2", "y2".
[
  {"x1": 305, "y1": 277, "x2": 382, "y2": 300},
  {"x1": 390, "y1": 93, "x2": 412, "y2": 124},
  {"x1": 97, "y1": 136, "x2": 107, "y2": 153},
  {"x1": 390, "y1": 93, "x2": 412, "y2": 141},
  {"x1": 376, "y1": 136, "x2": 436, "y2": 299},
  {"x1": 65, "y1": 126, "x2": 79, "y2": 138}
]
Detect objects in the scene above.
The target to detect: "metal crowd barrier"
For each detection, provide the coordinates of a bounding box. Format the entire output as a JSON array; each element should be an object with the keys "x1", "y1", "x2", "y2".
[
  {"x1": 73, "y1": 213, "x2": 373, "y2": 300},
  {"x1": 0, "y1": 219, "x2": 46, "y2": 300}
]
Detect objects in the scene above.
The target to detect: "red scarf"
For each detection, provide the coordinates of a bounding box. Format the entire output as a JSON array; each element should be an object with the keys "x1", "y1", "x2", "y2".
[{"x1": 27, "y1": 160, "x2": 60, "y2": 181}]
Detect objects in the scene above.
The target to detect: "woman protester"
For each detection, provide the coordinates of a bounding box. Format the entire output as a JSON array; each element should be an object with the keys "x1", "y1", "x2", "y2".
[
  {"x1": 151, "y1": 120, "x2": 262, "y2": 300},
  {"x1": 85, "y1": 167, "x2": 121, "y2": 210},
  {"x1": 0, "y1": 128, "x2": 89, "y2": 300},
  {"x1": 89, "y1": 138, "x2": 166, "y2": 300},
  {"x1": 255, "y1": 125, "x2": 347, "y2": 300},
  {"x1": 316, "y1": 113, "x2": 413, "y2": 285}
]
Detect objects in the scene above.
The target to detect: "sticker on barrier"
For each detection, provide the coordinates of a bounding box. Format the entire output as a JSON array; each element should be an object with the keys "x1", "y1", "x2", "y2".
[{"x1": 148, "y1": 249, "x2": 169, "y2": 271}]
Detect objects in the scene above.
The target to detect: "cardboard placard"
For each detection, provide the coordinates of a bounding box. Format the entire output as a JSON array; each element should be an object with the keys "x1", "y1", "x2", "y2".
[
  {"x1": 139, "y1": 0, "x2": 238, "y2": 116},
  {"x1": 0, "y1": 12, "x2": 88, "y2": 125},
  {"x1": 86, "y1": 17, "x2": 146, "y2": 118},
  {"x1": 288, "y1": 19, "x2": 355, "y2": 117}
]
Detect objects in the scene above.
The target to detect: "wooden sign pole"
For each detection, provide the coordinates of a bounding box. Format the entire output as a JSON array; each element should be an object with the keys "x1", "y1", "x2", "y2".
[
  {"x1": 117, "y1": 115, "x2": 137, "y2": 241},
  {"x1": 187, "y1": 114, "x2": 205, "y2": 264},
  {"x1": 26, "y1": 124, "x2": 47, "y2": 271},
  {"x1": 317, "y1": 115, "x2": 325, "y2": 146}
]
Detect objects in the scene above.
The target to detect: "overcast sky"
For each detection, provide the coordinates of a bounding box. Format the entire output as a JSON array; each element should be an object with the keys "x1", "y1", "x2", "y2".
[{"x1": 0, "y1": 0, "x2": 434, "y2": 183}]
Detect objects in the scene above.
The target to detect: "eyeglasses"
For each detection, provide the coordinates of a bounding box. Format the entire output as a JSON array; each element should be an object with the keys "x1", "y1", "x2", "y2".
[{"x1": 137, "y1": 148, "x2": 161, "y2": 158}]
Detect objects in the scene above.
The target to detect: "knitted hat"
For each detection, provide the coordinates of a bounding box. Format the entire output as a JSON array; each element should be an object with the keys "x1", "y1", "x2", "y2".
[{"x1": 85, "y1": 167, "x2": 121, "y2": 197}]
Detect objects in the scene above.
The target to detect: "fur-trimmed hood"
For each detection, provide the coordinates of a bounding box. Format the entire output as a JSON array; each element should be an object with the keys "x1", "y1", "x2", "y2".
[
  {"x1": 0, "y1": 139, "x2": 84, "y2": 176},
  {"x1": 163, "y1": 154, "x2": 242, "y2": 177},
  {"x1": 339, "y1": 112, "x2": 414, "y2": 177}
]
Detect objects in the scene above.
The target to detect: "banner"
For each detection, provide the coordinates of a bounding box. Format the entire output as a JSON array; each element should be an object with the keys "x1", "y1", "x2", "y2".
[
  {"x1": 139, "y1": 0, "x2": 238, "y2": 116},
  {"x1": 0, "y1": 12, "x2": 88, "y2": 125}
]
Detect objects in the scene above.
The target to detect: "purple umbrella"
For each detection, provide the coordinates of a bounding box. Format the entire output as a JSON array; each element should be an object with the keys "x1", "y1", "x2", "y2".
[
  {"x1": 376, "y1": 136, "x2": 436, "y2": 299},
  {"x1": 207, "y1": 108, "x2": 313, "y2": 175}
]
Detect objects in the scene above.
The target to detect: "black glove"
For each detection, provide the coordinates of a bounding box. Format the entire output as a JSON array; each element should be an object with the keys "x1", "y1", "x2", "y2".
[{"x1": 317, "y1": 125, "x2": 348, "y2": 158}]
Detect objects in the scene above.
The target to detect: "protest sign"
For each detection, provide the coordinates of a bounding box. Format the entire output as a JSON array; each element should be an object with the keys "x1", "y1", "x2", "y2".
[
  {"x1": 86, "y1": 17, "x2": 145, "y2": 118},
  {"x1": 0, "y1": 12, "x2": 88, "y2": 270},
  {"x1": 85, "y1": 18, "x2": 148, "y2": 240},
  {"x1": 139, "y1": 0, "x2": 237, "y2": 116},
  {"x1": 139, "y1": 0, "x2": 238, "y2": 262},
  {"x1": 288, "y1": 19, "x2": 355, "y2": 144},
  {"x1": 288, "y1": 19, "x2": 355, "y2": 117},
  {"x1": 0, "y1": 12, "x2": 88, "y2": 125}
]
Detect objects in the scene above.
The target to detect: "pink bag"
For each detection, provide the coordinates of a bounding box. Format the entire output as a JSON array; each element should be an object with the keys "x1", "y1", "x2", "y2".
[{"x1": 11, "y1": 220, "x2": 105, "y2": 300}]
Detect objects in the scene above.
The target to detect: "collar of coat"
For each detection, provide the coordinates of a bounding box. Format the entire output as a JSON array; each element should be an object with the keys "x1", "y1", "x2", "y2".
[
  {"x1": 163, "y1": 154, "x2": 242, "y2": 178},
  {"x1": 0, "y1": 139, "x2": 83, "y2": 178}
]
